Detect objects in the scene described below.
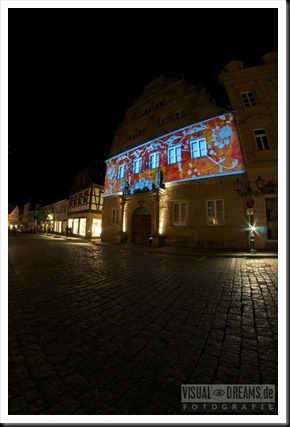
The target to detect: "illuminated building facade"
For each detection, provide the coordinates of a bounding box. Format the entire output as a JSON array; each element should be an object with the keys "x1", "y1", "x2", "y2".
[
  {"x1": 102, "y1": 58, "x2": 277, "y2": 249},
  {"x1": 54, "y1": 199, "x2": 68, "y2": 234},
  {"x1": 67, "y1": 166, "x2": 104, "y2": 238},
  {"x1": 8, "y1": 204, "x2": 19, "y2": 229},
  {"x1": 102, "y1": 77, "x2": 245, "y2": 248}
]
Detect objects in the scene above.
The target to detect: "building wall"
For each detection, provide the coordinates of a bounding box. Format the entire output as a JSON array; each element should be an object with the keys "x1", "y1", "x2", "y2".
[
  {"x1": 54, "y1": 199, "x2": 68, "y2": 233},
  {"x1": 103, "y1": 58, "x2": 278, "y2": 250},
  {"x1": 103, "y1": 175, "x2": 248, "y2": 249},
  {"x1": 8, "y1": 206, "x2": 19, "y2": 228},
  {"x1": 67, "y1": 168, "x2": 104, "y2": 238},
  {"x1": 219, "y1": 52, "x2": 278, "y2": 249}
]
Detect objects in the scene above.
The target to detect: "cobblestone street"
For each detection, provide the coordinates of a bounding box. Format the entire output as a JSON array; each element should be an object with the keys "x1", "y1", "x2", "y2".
[{"x1": 8, "y1": 233, "x2": 278, "y2": 416}]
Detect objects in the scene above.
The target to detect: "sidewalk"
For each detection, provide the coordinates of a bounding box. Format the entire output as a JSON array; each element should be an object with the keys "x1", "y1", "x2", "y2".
[
  {"x1": 92, "y1": 240, "x2": 278, "y2": 258},
  {"x1": 40, "y1": 233, "x2": 278, "y2": 258}
]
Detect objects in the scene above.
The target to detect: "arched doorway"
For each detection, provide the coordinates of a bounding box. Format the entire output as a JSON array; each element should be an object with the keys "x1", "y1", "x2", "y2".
[{"x1": 132, "y1": 207, "x2": 151, "y2": 245}]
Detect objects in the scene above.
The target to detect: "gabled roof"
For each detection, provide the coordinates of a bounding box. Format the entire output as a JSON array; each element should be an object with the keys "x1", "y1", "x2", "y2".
[
  {"x1": 8, "y1": 204, "x2": 17, "y2": 214},
  {"x1": 69, "y1": 164, "x2": 104, "y2": 195}
]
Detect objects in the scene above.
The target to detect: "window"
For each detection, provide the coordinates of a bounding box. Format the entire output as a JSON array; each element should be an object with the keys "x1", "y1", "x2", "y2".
[
  {"x1": 112, "y1": 208, "x2": 119, "y2": 225},
  {"x1": 74, "y1": 195, "x2": 78, "y2": 206},
  {"x1": 161, "y1": 115, "x2": 171, "y2": 125},
  {"x1": 155, "y1": 101, "x2": 163, "y2": 109},
  {"x1": 149, "y1": 152, "x2": 160, "y2": 169},
  {"x1": 253, "y1": 129, "x2": 270, "y2": 150},
  {"x1": 79, "y1": 218, "x2": 86, "y2": 236},
  {"x1": 99, "y1": 191, "x2": 104, "y2": 211},
  {"x1": 138, "y1": 128, "x2": 145, "y2": 136},
  {"x1": 173, "y1": 202, "x2": 187, "y2": 226},
  {"x1": 79, "y1": 192, "x2": 83, "y2": 204},
  {"x1": 174, "y1": 110, "x2": 184, "y2": 120},
  {"x1": 117, "y1": 164, "x2": 125, "y2": 179},
  {"x1": 241, "y1": 91, "x2": 257, "y2": 107},
  {"x1": 265, "y1": 197, "x2": 278, "y2": 240},
  {"x1": 207, "y1": 200, "x2": 224, "y2": 225},
  {"x1": 190, "y1": 137, "x2": 207, "y2": 158},
  {"x1": 132, "y1": 158, "x2": 142, "y2": 174},
  {"x1": 83, "y1": 190, "x2": 89, "y2": 203},
  {"x1": 168, "y1": 146, "x2": 181, "y2": 164},
  {"x1": 144, "y1": 107, "x2": 152, "y2": 114}
]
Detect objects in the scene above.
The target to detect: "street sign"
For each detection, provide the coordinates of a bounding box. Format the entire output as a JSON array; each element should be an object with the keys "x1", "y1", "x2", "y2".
[
  {"x1": 246, "y1": 197, "x2": 255, "y2": 209},
  {"x1": 247, "y1": 208, "x2": 254, "y2": 216}
]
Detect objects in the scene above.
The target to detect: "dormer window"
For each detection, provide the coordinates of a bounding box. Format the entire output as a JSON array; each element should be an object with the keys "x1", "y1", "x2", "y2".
[
  {"x1": 155, "y1": 101, "x2": 163, "y2": 109},
  {"x1": 174, "y1": 110, "x2": 184, "y2": 120},
  {"x1": 161, "y1": 115, "x2": 171, "y2": 125}
]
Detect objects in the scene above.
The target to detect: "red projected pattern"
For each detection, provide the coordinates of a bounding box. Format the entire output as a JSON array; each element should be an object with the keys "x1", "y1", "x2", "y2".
[{"x1": 104, "y1": 113, "x2": 245, "y2": 195}]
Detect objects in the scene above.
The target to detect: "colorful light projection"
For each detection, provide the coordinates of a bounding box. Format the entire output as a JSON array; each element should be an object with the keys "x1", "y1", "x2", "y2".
[{"x1": 104, "y1": 113, "x2": 246, "y2": 196}]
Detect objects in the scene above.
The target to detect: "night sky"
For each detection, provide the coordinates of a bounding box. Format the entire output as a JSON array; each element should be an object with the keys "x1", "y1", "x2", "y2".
[{"x1": 7, "y1": 5, "x2": 279, "y2": 206}]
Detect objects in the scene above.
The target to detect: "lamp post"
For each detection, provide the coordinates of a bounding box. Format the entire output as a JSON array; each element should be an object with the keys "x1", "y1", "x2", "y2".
[{"x1": 233, "y1": 176, "x2": 265, "y2": 253}]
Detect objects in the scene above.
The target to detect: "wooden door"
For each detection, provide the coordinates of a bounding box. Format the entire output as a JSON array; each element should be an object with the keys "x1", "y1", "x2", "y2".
[{"x1": 132, "y1": 208, "x2": 151, "y2": 245}]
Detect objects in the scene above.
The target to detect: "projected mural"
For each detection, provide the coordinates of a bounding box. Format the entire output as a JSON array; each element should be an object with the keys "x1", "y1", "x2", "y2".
[{"x1": 104, "y1": 113, "x2": 246, "y2": 196}]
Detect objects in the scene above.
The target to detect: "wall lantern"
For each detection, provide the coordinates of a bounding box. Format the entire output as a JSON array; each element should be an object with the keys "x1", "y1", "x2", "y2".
[{"x1": 233, "y1": 176, "x2": 265, "y2": 197}]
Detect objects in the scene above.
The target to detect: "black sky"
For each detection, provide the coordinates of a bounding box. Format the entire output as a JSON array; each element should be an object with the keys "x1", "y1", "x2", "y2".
[{"x1": 8, "y1": 6, "x2": 279, "y2": 206}]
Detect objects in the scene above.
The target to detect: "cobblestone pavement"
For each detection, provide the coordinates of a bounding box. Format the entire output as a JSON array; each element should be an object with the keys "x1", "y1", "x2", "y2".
[{"x1": 8, "y1": 233, "x2": 278, "y2": 416}]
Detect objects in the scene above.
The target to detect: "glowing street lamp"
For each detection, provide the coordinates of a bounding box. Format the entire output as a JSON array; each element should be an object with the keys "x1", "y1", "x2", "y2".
[{"x1": 233, "y1": 176, "x2": 265, "y2": 253}]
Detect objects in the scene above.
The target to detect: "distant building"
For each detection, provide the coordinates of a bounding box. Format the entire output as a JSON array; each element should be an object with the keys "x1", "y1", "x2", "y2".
[
  {"x1": 101, "y1": 55, "x2": 277, "y2": 250},
  {"x1": 8, "y1": 204, "x2": 19, "y2": 229},
  {"x1": 54, "y1": 199, "x2": 68, "y2": 234},
  {"x1": 67, "y1": 165, "x2": 104, "y2": 238}
]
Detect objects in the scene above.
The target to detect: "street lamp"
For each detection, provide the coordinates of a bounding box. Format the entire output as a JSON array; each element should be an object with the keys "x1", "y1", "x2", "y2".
[{"x1": 233, "y1": 176, "x2": 265, "y2": 253}]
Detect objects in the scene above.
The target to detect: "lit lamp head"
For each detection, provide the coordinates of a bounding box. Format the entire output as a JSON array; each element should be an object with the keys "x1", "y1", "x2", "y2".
[{"x1": 255, "y1": 176, "x2": 265, "y2": 192}]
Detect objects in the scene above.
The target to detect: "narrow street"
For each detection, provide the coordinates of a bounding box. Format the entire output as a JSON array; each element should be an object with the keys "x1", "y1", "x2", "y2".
[{"x1": 8, "y1": 233, "x2": 278, "y2": 415}]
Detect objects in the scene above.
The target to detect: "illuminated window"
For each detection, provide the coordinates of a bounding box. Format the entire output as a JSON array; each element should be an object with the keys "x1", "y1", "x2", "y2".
[
  {"x1": 112, "y1": 208, "x2": 119, "y2": 225},
  {"x1": 207, "y1": 200, "x2": 224, "y2": 225},
  {"x1": 79, "y1": 218, "x2": 86, "y2": 236},
  {"x1": 99, "y1": 191, "x2": 104, "y2": 211},
  {"x1": 190, "y1": 138, "x2": 207, "y2": 158},
  {"x1": 253, "y1": 129, "x2": 270, "y2": 150},
  {"x1": 241, "y1": 91, "x2": 257, "y2": 107},
  {"x1": 132, "y1": 158, "x2": 142, "y2": 174},
  {"x1": 173, "y1": 202, "x2": 187, "y2": 226},
  {"x1": 117, "y1": 164, "x2": 125, "y2": 179},
  {"x1": 92, "y1": 218, "x2": 102, "y2": 237},
  {"x1": 149, "y1": 152, "x2": 160, "y2": 169},
  {"x1": 168, "y1": 146, "x2": 181, "y2": 164}
]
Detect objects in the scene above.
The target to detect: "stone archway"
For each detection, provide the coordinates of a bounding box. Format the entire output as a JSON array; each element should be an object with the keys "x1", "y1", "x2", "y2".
[{"x1": 132, "y1": 207, "x2": 151, "y2": 245}]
